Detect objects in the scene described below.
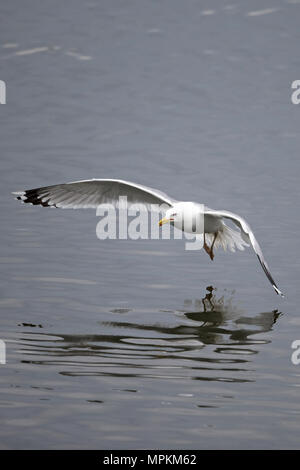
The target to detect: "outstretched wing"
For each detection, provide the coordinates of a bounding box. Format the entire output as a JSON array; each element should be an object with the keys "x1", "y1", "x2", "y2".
[
  {"x1": 205, "y1": 209, "x2": 284, "y2": 297},
  {"x1": 13, "y1": 179, "x2": 176, "y2": 210}
]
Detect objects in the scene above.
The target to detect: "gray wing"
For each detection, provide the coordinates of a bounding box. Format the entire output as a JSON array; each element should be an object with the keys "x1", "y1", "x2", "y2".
[
  {"x1": 13, "y1": 179, "x2": 176, "y2": 210},
  {"x1": 205, "y1": 209, "x2": 284, "y2": 297}
]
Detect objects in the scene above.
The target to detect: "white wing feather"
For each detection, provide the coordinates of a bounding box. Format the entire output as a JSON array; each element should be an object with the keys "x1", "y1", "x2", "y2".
[
  {"x1": 13, "y1": 179, "x2": 176, "y2": 210},
  {"x1": 205, "y1": 209, "x2": 284, "y2": 297}
]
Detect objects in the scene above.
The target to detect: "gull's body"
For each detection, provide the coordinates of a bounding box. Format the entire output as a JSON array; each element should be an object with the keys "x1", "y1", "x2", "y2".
[{"x1": 13, "y1": 178, "x2": 284, "y2": 297}]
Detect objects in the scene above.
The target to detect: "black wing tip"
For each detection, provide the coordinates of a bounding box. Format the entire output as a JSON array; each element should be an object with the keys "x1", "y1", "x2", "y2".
[
  {"x1": 273, "y1": 285, "x2": 285, "y2": 298},
  {"x1": 12, "y1": 189, "x2": 55, "y2": 208},
  {"x1": 255, "y1": 254, "x2": 284, "y2": 298}
]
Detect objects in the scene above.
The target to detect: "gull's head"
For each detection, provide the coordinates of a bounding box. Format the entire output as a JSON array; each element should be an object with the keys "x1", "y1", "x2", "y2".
[
  {"x1": 159, "y1": 202, "x2": 203, "y2": 234},
  {"x1": 159, "y1": 206, "x2": 180, "y2": 227}
]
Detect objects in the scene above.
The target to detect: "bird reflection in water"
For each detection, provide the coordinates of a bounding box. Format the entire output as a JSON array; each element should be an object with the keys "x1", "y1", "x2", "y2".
[
  {"x1": 18, "y1": 285, "x2": 282, "y2": 384},
  {"x1": 180, "y1": 285, "x2": 282, "y2": 347},
  {"x1": 201, "y1": 285, "x2": 215, "y2": 312}
]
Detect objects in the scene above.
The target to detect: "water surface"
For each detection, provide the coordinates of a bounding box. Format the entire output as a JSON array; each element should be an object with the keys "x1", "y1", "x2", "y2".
[{"x1": 0, "y1": 0, "x2": 300, "y2": 449}]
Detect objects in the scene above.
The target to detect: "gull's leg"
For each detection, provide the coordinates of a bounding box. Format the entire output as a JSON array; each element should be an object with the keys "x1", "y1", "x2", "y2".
[
  {"x1": 209, "y1": 232, "x2": 218, "y2": 260},
  {"x1": 203, "y1": 232, "x2": 217, "y2": 261},
  {"x1": 203, "y1": 232, "x2": 212, "y2": 259}
]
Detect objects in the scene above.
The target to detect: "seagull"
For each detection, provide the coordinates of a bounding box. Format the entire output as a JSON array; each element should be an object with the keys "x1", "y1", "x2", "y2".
[{"x1": 12, "y1": 178, "x2": 284, "y2": 297}]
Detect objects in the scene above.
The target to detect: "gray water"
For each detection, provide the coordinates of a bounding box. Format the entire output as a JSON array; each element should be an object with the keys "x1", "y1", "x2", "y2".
[{"x1": 1, "y1": 0, "x2": 300, "y2": 449}]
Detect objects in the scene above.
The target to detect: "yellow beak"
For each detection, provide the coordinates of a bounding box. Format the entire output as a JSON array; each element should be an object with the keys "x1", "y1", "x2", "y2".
[{"x1": 159, "y1": 217, "x2": 170, "y2": 226}]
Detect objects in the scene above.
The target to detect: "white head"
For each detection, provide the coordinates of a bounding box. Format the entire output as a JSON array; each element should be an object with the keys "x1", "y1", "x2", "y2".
[{"x1": 159, "y1": 202, "x2": 204, "y2": 234}]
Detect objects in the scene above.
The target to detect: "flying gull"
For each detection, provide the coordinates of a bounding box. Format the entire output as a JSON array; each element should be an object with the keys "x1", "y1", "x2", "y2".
[{"x1": 13, "y1": 178, "x2": 284, "y2": 297}]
